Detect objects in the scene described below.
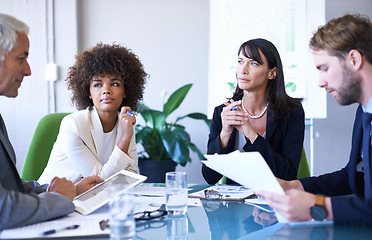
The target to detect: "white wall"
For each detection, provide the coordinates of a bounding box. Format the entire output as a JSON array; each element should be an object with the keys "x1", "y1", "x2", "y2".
[
  {"x1": 1, "y1": 0, "x2": 372, "y2": 183},
  {"x1": 0, "y1": 0, "x2": 49, "y2": 172},
  {"x1": 1, "y1": 0, "x2": 210, "y2": 183}
]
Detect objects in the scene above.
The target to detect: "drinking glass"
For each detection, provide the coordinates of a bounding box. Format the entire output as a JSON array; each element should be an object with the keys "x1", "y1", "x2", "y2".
[
  {"x1": 165, "y1": 172, "x2": 188, "y2": 215},
  {"x1": 109, "y1": 185, "x2": 135, "y2": 239}
]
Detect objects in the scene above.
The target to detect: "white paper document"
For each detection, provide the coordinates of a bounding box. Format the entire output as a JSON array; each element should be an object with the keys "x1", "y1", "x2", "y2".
[
  {"x1": 0, "y1": 195, "x2": 173, "y2": 239},
  {"x1": 203, "y1": 151, "x2": 285, "y2": 195},
  {"x1": 0, "y1": 209, "x2": 110, "y2": 239},
  {"x1": 133, "y1": 186, "x2": 166, "y2": 196},
  {"x1": 203, "y1": 151, "x2": 287, "y2": 222}
]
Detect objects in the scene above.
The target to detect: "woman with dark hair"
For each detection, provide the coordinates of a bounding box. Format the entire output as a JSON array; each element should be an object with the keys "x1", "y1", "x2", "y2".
[
  {"x1": 38, "y1": 43, "x2": 147, "y2": 184},
  {"x1": 202, "y1": 38, "x2": 304, "y2": 184}
]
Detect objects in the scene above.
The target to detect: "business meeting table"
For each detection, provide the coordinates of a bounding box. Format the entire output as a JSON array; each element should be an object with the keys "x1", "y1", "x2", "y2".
[
  {"x1": 3, "y1": 184, "x2": 371, "y2": 240},
  {"x1": 57, "y1": 184, "x2": 371, "y2": 240}
]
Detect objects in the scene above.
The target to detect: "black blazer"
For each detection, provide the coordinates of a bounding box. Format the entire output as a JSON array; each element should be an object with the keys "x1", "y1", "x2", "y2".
[
  {"x1": 301, "y1": 105, "x2": 372, "y2": 226},
  {"x1": 202, "y1": 97, "x2": 305, "y2": 184}
]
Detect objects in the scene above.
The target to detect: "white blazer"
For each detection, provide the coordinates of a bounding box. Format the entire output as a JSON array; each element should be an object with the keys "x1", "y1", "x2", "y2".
[{"x1": 38, "y1": 108, "x2": 138, "y2": 184}]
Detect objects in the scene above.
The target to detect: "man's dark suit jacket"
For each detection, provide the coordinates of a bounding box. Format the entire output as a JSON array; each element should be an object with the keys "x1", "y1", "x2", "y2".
[
  {"x1": 202, "y1": 97, "x2": 305, "y2": 184},
  {"x1": 0, "y1": 115, "x2": 74, "y2": 230},
  {"x1": 301, "y1": 105, "x2": 372, "y2": 226}
]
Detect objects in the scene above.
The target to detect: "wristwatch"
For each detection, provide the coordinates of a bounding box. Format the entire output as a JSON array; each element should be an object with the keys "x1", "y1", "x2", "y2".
[{"x1": 310, "y1": 195, "x2": 327, "y2": 221}]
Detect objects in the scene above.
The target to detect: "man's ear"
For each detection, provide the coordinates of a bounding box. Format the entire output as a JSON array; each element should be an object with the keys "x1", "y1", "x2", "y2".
[
  {"x1": 268, "y1": 67, "x2": 277, "y2": 80},
  {"x1": 348, "y1": 49, "x2": 363, "y2": 71}
]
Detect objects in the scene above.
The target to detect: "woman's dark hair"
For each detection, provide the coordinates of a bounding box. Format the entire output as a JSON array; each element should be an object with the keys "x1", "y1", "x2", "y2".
[
  {"x1": 232, "y1": 38, "x2": 302, "y2": 120},
  {"x1": 66, "y1": 43, "x2": 147, "y2": 111}
]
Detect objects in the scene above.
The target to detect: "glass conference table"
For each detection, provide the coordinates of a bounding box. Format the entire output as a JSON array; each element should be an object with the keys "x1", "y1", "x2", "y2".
[{"x1": 72, "y1": 184, "x2": 372, "y2": 240}]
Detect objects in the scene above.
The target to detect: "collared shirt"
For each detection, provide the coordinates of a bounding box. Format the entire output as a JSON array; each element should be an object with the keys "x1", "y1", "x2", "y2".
[{"x1": 357, "y1": 97, "x2": 372, "y2": 172}]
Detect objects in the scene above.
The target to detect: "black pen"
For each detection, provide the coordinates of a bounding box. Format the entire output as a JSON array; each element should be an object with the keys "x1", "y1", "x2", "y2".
[{"x1": 42, "y1": 224, "x2": 80, "y2": 235}]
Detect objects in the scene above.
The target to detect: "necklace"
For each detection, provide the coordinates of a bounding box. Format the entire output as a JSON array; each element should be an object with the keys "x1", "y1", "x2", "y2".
[{"x1": 241, "y1": 98, "x2": 268, "y2": 119}]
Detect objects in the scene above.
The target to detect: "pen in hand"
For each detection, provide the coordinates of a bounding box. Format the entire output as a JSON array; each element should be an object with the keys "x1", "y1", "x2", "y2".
[{"x1": 42, "y1": 224, "x2": 80, "y2": 236}]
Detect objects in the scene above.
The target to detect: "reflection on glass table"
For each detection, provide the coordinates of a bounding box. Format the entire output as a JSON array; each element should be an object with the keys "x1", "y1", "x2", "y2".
[
  {"x1": 202, "y1": 199, "x2": 278, "y2": 240},
  {"x1": 73, "y1": 184, "x2": 372, "y2": 240}
]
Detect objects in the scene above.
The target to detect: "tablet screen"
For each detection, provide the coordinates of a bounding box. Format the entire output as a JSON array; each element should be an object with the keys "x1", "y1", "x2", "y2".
[{"x1": 73, "y1": 170, "x2": 147, "y2": 215}]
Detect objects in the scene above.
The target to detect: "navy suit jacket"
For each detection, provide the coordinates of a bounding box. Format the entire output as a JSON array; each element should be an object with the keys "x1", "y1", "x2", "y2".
[
  {"x1": 0, "y1": 114, "x2": 74, "y2": 230},
  {"x1": 301, "y1": 105, "x2": 372, "y2": 226},
  {"x1": 202, "y1": 97, "x2": 305, "y2": 184}
]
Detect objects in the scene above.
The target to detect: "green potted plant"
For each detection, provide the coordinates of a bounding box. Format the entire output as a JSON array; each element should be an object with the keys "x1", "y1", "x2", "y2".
[{"x1": 135, "y1": 83, "x2": 210, "y2": 182}]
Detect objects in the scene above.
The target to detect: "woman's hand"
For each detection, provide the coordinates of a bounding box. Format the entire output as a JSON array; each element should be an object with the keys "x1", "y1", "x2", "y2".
[
  {"x1": 221, "y1": 99, "x2": 257, "y2": 144},
  {"x1": 75, "y1": 175, "x2": 104, "y2": 196},
  {"x1": 117, "y1": 106, "x2": 136, "y2": 154},
  {"x1": 219, "y1": 100, "x2": 248, "y2": 148},
  {"x1": 234, "y1": 118, "x2": 258, "y2": 143}
]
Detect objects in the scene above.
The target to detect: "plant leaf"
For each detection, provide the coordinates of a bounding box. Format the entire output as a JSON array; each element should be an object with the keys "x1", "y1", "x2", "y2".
[
  {"x1": 189, "y1": 142, "x2": 205, "y2": 160},
  {"x1": 138, "y1": 128, "x2": 169, "y2": 160},
  {"x1": 176, "y1": 112, "x2": 211, "y2": 127},
  {"x1": 161, "y1": 128, "x2": 191, "y2": 166},
  {"x1": 138, "y1": 106, "x2": 166, "y2": 130},
  {"x1": 163, "y1": 84, "x2": 192, "y2": 118}
]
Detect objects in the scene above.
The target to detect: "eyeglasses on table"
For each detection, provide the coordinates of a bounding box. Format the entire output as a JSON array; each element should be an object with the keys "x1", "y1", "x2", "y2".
[{"x1": 99, "y1": 204, "x2": 168, "y2": 231}]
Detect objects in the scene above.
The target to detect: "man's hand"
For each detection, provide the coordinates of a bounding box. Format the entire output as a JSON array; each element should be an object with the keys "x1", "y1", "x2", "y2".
[
  {"x1": 75, "y1": 175, "x2": 104, "y2": 196},
  {"x1": 258, "y1": 189, "x2": 316, "y2": 222},
  {"x1": 277, "y1": 178, "x2": 304, "y2": 191},
  {"x1": 47, "y1": 177, "x2": 77, "y2": 201}
]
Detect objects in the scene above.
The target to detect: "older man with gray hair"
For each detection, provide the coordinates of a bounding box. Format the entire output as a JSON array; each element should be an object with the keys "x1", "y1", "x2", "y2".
[{"x1": 0, "y1": 13, "x2": 103, "y2": 230}]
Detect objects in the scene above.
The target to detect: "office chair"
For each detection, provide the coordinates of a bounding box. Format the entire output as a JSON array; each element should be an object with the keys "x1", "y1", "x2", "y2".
[
  {"x1": 297, "y1": 147, "x2": 310, "y2": 179},
  {"x1": 20, "y1": 113, "x2": 70, "y2": 181}
]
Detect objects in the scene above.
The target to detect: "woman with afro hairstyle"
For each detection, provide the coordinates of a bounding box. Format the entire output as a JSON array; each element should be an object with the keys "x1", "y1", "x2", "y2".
[{"x1": 38, "y1": 43, "x2": 147, "y2": 184}]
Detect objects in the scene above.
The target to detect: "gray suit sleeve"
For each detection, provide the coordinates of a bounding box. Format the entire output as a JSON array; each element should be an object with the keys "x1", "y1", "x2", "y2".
[{"x1": 0, "y1": 182, "x2": 75, "y2": 230}]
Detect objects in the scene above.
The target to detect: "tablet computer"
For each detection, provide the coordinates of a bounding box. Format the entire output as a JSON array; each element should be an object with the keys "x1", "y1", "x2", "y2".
[{"x1": 73, "y1": 170, "x2": 147, "y2": 215}]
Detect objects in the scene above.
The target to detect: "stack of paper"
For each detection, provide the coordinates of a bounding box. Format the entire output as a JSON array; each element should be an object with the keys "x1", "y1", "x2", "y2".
[{"x1": 203, "y1": 151, "x2": 285, "y2": 195}]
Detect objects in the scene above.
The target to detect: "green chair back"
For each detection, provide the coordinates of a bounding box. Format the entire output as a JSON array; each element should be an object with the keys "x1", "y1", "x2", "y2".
[
  {"x1": 21, "y1": 113, "x2": 70, "y2": 181},
  {"x1": 297, "y1": 147, "x2": 310, "y2": 179}
]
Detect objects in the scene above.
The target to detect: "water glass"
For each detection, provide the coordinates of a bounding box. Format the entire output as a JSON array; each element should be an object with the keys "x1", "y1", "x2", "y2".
[
  {"x1": 167, "y1": 214, "x2": 188, "y2": 240},
  {"x1": 109, "y1": 185, "x2": 135, "y2": 240},
  {"x1": 165, "y1": 172, "x2": 188, "y2": 215}
]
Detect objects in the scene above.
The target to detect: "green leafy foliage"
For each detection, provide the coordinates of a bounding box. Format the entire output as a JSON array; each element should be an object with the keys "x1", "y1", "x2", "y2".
[{"x1": 135, "y1": 84, "x2": 211, "y2": 166}]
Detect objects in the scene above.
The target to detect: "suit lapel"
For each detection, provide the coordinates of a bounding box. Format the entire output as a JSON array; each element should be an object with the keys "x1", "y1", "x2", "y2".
[
  {"x1": 0, "y1": 114, "x2": 16, "y2": 164},
  {"x1": 115, "y1": 114, "x2": 122, "y2": 143},
  {"x1": 89, "y1": 108, "x2": 103, "y2": 160},
  {"x1": 265, "y1": 110, "x2": 277, "y2": 140}
]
